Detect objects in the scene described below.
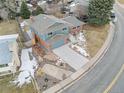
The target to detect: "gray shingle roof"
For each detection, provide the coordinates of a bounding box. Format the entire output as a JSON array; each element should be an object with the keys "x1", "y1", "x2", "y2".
[
  {"x1": 62, "y1": 16, "x2": 85, "y2": 26},
  {"x1": 31, "y1": 14, "x2": 73, "y2": 34}
]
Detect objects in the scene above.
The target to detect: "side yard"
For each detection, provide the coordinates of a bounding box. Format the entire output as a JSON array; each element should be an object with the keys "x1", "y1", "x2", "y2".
[
  {"x1": 0, "y1": 20, "x2": 18, "y2": 35},
  {"x1": 83, "y1": 24, "x2": 109, "y2": 57},
  {"x1": 0, "y1": 74, "x2": 36, "y2": 93}
]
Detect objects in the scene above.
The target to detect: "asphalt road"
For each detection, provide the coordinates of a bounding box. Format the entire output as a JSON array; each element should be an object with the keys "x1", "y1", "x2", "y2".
[
  {"x1": 62, "y1": 5, "x2": 124, "y2": 93},
  {"x1": 110, "y1": 71, "x2": 124, "y2": 93}
]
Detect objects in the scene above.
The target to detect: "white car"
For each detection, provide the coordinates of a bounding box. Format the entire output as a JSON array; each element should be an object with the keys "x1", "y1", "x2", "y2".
[{"x1": 110, "y1": 10, "x2": 117, "y2": 23}]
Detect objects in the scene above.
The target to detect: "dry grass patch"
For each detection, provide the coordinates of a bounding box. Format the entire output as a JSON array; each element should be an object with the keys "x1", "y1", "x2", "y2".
[
  {"x1": 0, "y1": 20, "x2": 18, "y2": 35},
  {"x1": 118, "y1": 0, "x2": 124, "y2": 4},
  {"x1": 0, "y1": 74, "x2": 36, "y2": 93},
  {"x1": 83, "y1": 24, "x2": 109, "y2": 57},
  {"x1": 53, "y1": 12, "x2": 65, "y2": 18}
]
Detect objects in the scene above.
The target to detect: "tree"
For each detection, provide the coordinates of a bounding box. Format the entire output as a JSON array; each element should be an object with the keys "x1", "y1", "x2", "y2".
[
  {"x1": 88, "y1": 0, "x2": 114, "y2": 25},
  {"x1": 20, "y1": 1, "x2": 31, "y2": 19},
  {"x1": 32, "y1": 6, "x2": 44, "y2": 16}
]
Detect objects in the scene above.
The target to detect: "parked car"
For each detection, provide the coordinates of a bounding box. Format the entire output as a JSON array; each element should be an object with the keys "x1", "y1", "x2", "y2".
[
  {"x1": 77, "y1": 15, "x2": 88, "y2": 23},
  {"x1": 67, "y1": 0, "x2": 74, "y2": 4},
  {"x1": 110, "y1": 10, "x2": 117, "y2": 23}
]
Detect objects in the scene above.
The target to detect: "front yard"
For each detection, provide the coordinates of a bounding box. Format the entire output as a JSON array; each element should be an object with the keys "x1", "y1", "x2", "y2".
[
  {"x1": 0, "y1": 20, "x2": 18, "y2": 35},
  {"x1": 0, "y1": 74, "x2": 36, "y2": 93},
  {"x1": 83, "y1": 24, "x2": 109, "y2": 57}
]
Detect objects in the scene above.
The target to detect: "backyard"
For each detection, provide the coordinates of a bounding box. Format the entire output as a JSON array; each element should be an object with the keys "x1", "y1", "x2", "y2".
[
  {"x1": 83, "y1": 24, "x2": 109, "y2": 57},
  {"x1": 0, "y1": 74, "x2": 36, "y2": 93},
  {"x1": 0, "y1": 20, "x2": 18, "y2": 35}
]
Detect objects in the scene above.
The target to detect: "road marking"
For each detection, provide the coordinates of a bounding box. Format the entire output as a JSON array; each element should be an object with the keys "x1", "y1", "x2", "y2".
[{"x1": 103, "y1": 64, "x2": 124, "y2": 93}]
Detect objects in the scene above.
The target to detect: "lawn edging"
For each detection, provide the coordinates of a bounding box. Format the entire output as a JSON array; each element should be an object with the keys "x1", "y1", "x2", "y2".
[{"x1": 43, "y1": 22, "x2": 115, "y2": 93}]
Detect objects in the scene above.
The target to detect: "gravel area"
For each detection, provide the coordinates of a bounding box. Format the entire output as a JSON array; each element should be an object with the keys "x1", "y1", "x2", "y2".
[{"x1": 35, "y1": 73, "x2": 60, "y2": 92}]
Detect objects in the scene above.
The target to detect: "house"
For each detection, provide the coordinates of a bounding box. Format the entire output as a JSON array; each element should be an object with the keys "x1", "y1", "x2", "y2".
[
  {"x1": 69, "y1": 0, "x2": 89, "y2": 17},
  {"x1": 19, "y1": 14, "x2": 84, "y2": 51},
  {"x1": 30, "y1": 14, "x2": 72, "y2": 51},
  {"x1": 0, "y1": 8, "x2": 8, "y2": 20},
  {"x1": 0, "y1": 35, "x2": 20, "y2": 75}
]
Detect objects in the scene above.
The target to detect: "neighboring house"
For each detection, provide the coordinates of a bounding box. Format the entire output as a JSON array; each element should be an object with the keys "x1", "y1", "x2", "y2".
[
  {"x1": 30, "y1": 14, "x2": 71, "y2": 51},
  {"x1": 69, "y1": 0, "x2": 89, "y2": 17},
  {"x1": 0, "y1": 35, "x2": 20, "y2": 75},
  {"x1": 0, "y1": 8, "x2": 9, "y2": 20},
  {"x1": 5, "y1": 0, "x2": 17, "y2": 12}
]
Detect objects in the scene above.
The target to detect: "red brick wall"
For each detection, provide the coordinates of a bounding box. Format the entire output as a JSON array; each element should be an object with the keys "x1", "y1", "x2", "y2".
[{"x1": 34, "y1": 34, "x2": 50, "y2": 50}]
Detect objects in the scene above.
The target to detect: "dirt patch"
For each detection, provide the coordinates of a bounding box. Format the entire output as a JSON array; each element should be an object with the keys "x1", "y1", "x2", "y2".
[
  {"x1": 0, "y1": 20, "x2": 18, "y2": 35},
  {"x1": 53, "y1": 12, "x2": 65, "y2": 18},
  {"x1": 83, "y1": 24, "x2": 109, "y2": 57}
]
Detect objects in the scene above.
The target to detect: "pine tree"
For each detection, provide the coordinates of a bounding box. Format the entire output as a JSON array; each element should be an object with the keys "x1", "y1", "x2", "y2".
[
  {"x1": 88, "y1": 0, "x2": 115, "y2": 25},
  {"x1": 20, "y1": 1, "x2": 31, "y2": 19}
]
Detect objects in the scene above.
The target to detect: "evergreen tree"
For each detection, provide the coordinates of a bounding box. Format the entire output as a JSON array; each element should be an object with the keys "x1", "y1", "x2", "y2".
[
  {"x1": 32, "y1": 6, "x2": 44, "y2": 16},
  {"x1": 88, "y1": 0, "x2": 114, "y2": 25},
  {"x1": 20, "y1": 1, "x2": 31, "y2": 19}
]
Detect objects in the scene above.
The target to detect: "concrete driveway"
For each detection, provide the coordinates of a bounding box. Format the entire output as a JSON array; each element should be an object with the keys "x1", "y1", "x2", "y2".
[{"x1": 53, "y1": 44, "x2": 89, "y2": 70}]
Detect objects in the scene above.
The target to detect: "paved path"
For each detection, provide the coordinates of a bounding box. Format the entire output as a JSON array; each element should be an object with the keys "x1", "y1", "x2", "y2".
[{"x1": 62, "y1": 4, "x2": 124, "y2": 93}]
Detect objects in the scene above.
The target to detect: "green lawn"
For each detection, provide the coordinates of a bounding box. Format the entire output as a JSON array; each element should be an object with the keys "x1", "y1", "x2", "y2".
[
  {"x1": 0, "y1": 74, "x2": 36, "y2": 93},
  {"x1": 0, "y1": 20, "x2": 18, "y2": 35}
]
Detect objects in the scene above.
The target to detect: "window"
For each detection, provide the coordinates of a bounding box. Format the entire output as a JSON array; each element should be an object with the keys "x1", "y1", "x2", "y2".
[
  {"x1": 73, "y1": 27, "x2": 76, "y2": 29},
  {"x1": 48, "y1": 32, "x2": 53, "y2": 36},
  {"x1": 77, "y1": 26, "x2": 80, "y2": 28},
  {"x1": 63, "y1": 28, "x2": 67, "y2": 30},
  {"x1": 0, "y1": 64, "x2": 8, "y2": 68}
]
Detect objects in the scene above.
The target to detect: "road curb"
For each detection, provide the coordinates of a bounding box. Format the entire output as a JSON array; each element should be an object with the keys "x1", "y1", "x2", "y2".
[{"x1": 43, "y1": 23, "x2": 115, "y2": 93}]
